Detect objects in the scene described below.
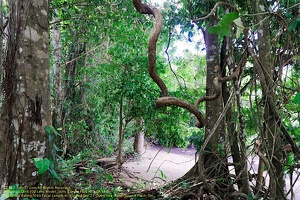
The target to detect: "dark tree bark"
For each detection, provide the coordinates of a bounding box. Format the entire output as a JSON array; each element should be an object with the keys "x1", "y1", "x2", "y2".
[
  {"x1": 0, "y1": 0, "x2": 51, "y2": 189},
  {"x1": 199, "y1": 13, "x2": 228, "y2": 180}
]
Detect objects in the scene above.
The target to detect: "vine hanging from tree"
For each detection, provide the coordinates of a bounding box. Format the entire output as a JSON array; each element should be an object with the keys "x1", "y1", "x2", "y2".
[{"x1": 132, "y1": 0, "x2": 227, "y2": 128}]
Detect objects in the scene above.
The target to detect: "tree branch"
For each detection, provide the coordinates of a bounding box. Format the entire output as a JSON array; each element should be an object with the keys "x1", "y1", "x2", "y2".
[
  {"x1": 156, "y1": 97, "x2": 206, "y2": 128},
  {"x1": 195, "y1": 77, "x2": 222, "y2": 108},
  {"x1": 188, "y1": 1, "x2": 234, "y2": 23},
  {"x1": 218, "y1": 47, "x2": 248, "y2": 83}
]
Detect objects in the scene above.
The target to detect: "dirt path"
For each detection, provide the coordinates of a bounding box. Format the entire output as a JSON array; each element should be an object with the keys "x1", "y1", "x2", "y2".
[
  {"x1": 121, "y1": 145, "x2": 196, "y2": 189},
  {"x1": 121, "y1": 145, "x2": 300, "y2": 199}
]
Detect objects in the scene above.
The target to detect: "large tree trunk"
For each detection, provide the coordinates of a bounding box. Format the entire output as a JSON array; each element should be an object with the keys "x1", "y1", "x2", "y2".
[
  {"x1": 0, "y1": 0, "x2": 51, "y2": 189},
  {"x1": 254, "y1": 1, "x2": 285, "y2": 199},
  {"x1": 200, "y1": 14, "x2": 228, "y2": 180}
]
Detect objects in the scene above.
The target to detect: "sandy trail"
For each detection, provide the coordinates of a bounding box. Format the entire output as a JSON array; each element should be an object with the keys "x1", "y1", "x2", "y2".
[
  {"x1": 122, "y1": 145, "x2": 300, "y2": 198},
  {"x1": 122, "y1": 145, "x2": 196, "y2": 189}
]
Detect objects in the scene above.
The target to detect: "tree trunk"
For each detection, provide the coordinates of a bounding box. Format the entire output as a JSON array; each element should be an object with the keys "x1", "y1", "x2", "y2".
[
  {"x1": 51, "y1": 9, "x2": 63, "y2": 129},
  {"x1": 63, "y1": 42, "x2": 84, "y2": 121},
  {"x1": 51, "y1": 10, "x2": 66, "y2": 158},
  {"x1": 0, "y1": 0, "x2": 3, "y2": 102},
  {"x1": 134, "y1": 118, "x2": 144, "y2": 155},
  {"x1": 0, "y1": 0, "x2": 51, "y2": 188},
  {"x1": 200, "y1": 14, "x2": 228, "y2": 180},
  {"x1": 81, "y1": 43, "x2": 88, "y2": 115},
  {"x1": 254, "y1": 1, "x2": 285, "y2": 198},
  {"x1": 117, "y1": 96, "x2": 124, "y2": 167}
]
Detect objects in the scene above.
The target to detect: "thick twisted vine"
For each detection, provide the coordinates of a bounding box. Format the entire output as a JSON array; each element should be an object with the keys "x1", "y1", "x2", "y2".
[
  {"x1": 132, "y1": 0, "x2": 207, "y2": 127},
  {"x1": 132, "y1": 0, "x2": 168, "y2": 96},
  {"x1": 156, "y1": 97, "x2": 205, "y2": 127}
]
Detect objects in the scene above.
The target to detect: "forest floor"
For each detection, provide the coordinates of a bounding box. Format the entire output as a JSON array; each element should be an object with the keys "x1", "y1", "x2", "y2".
[
  {"x1": 119, "y1": 144, "x2": 300, "y2": 199},
  {"x1": 121, "y1": 144, "x2": 196, "y2": 190},
  {"x1": 94, "y1": 144, "x2": 300, "y2": 198}
]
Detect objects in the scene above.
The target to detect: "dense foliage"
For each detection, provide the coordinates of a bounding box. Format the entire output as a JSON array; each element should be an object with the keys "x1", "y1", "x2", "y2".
[
  {"x1": 1, "y1": 0, "x2": 298, "y2": 199},
  {"x1": 49, "y1": 0, "x2": 205, "y2": 158},
  {"x1": 47, "y1": 0, "x2": 300, "y2": 192}
]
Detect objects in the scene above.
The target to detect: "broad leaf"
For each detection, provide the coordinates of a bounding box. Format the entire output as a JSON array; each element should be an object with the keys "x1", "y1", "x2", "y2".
[
  {"x1": 45, "y1": 125, "x2": 51, "y2": 135},
  {"x1": 45, "y1": 125, "x2": 62, "y2": 137},
  {"x1": 219, "y1": 12, "x2": 239, "y2": 26},
  {"x1": 288, "y1": 19, "x2": 298, "y2": 32},
  {"x1": 50, "y1": 125, "x2": 61, "y2": 136},
  {"x1": 208, "y1": 25, "x2": 231, "y2": 37},
  {"x1": 208, "y1": 12, "x2": 239, "y2": 37},
  {"x1": 33, "y1": 158, "x2": 50, "y2": 175}
]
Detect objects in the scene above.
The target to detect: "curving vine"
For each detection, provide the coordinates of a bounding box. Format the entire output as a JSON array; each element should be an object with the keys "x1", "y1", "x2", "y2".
[
  {"x1": 132, "y1": 0, "x2": 168, "y2": 96},
  {"x1": 132, "y1": 0, "x2": 209, "y2": 128}
]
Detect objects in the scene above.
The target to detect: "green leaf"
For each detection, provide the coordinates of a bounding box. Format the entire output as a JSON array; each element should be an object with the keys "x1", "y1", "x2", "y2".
[
  {"x1": 45, "y1": 125, "x2": 51, "y2": 134},
  {"x1": 50, "y1": 125, "x2": 62, "y2": 136},
  {"x1": 33, "y1": 158, "x2": 50, "y2": 175},
  {"x1": 208, "y1": 25, "x2": 231, "y2": 37},
  {"x1": 159, "y1": 170, "x2": 167, "y2": 180},
  {"x1": 294, "y1": 92, "x2": 300, "y2": 103},
  {"x1": 219, "y1": 12, "x2": 239, "y2": 26},
  {"x1": 233, "y1": 17, "x2": 245, "y2": 38},
  {"x1": 208, "y1": 12, "x2": 239, "y2": 37},
  {"x1": 246, "y1": 194, "x2": 255, "y2": 200},
  {"x1": 208, "y1": 26, "x2": 221, "y2": 34},
  {"x1": 219, "y1": 25, "x2": 231, "y2": 37},
  {"x1": 106, "y1": 173, "x2": 114, "y2": 182},
  {"x1": 45, "y1": 125, "x2": 62, "y2": 137},
  {"x1": 49, "y1": 158, "x2": 55, "y2": 169},
  {"x1": 48, "y1": 168, "x2": 62, "y2": 182}
]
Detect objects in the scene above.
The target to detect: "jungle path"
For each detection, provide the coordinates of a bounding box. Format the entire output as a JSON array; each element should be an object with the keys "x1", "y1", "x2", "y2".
[
  {"x1": 121, "y1": 144, "x2": 196, "y2": 190},
  {"x1": 120, "y1": 145, "x2": 300, "y2": 198}
]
